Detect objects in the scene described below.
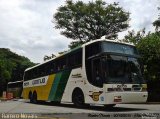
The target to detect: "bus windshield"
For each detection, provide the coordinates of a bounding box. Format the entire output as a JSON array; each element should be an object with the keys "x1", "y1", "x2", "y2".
[
  {"x1": 101, "y1": 55, "x2": 145, "y2": 84},
  {"x1": 101, "y1": 42, "x2": 139, "y2": 56}
]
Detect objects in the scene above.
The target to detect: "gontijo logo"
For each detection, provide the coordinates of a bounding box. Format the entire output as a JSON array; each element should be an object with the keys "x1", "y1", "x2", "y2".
[
  {"x1": 23, "y1": 76, "x2": 48, "y2": 88},
  {"x1": 32, "y1": 78, "x2": 45, "y2": 85},
  {"x1": 89, "y1": 91, "x2": 103, "y2": 101}
]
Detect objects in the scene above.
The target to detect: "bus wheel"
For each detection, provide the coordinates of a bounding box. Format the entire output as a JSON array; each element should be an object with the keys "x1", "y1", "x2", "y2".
[
  {"x1": 32, "y1": 92, "x2": 37, "y2": 104},
  {"x1": 72, "y1": 89, "x2": 84, "y2": 107},
  {"x1": 104, "y1": 104, "x2": 116, "y2": 109},
  {"x1": 28, "y1": 91, "x2": 33, "y2": 103}
]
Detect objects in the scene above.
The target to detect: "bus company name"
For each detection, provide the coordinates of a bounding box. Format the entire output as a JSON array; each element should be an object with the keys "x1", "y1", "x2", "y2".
[{"x1": 32, "y1": 78, "x2": 45, "y2": 85}]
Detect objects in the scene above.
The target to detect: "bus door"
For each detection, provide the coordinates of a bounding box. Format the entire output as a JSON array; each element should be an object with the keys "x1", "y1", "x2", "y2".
[
  {"x1": 92, "y1": 58, "x2": 103, "y2": 88},
  {"x1": 89, "y1": 58, "x2": 104, "y2": 103}
]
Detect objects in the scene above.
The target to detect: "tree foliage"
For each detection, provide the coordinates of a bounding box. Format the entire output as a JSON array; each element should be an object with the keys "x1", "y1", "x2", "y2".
[
  {"x1": 122, "y1": 28, "x2": 146, "y2": 45},
  {"x1": 153, "y1": 7, "x2": 160, "y2": 31},
  {"x1": 123, "y1": 30, "x2": 160, "y2": 81},
  {"x1": 0, "y1": 48, "x2": 35, "y2": 95},
  {"x1": 122, "y1": 5, "x2": 160, "y2": 82},
  {"x1": 153, "y1": 19, "x2": 160, "y2": 31},
  {"x1": 137, "y1": 32, "x2": 160, "y2": 80},
  {"x1": 54, "y1": 0, "x2": 130, "y2": 48}
]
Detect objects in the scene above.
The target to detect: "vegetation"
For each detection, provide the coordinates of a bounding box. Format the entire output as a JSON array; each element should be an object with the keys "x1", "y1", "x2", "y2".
[
  {"x1": 0, "y1": 48, "x2": 35, "y2": 95},
  {"x1": 153, "y1": 7, "x2": 160, "y2": 31},
  {"x1": 123, "y1": 31, "x2": 160, "y2": 80},
  {"x1": 123, "y1": 7, "x2": 160, "y2": 82},
  {"x1": 54, "y1": 0, "x2": 160, "y2": 83},
  {"x1": 137, "y1": 32, "x2": 160, "y2": 101},
  {"x1": 122, "y1": 28, "x2": 146, "y2": 45},
  {"x1": 122, "y1": 7, "x2": 160, "y2": 101},
  {"x1": 54, "y1": 0, "x2": 130, "y2": 49},
  {"x1": 137, "y1": 32, "x2": 160, "y2": 80}
]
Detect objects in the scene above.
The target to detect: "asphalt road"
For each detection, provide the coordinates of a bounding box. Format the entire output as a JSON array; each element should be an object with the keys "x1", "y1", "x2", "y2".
[{"x1": 0, "y1": 100, "x2": 160, "y2": 119}]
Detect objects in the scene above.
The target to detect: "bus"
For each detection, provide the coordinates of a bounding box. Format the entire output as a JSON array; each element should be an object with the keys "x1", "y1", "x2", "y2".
[
  {"x1": 23, "y1": 38, "x2": 148, "y2": 107},
  {"x1": 7, "y1": 80, "x2": 23, "y2": 98}
]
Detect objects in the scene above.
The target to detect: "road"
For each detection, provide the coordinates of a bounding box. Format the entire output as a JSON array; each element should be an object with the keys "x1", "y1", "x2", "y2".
[{"x1": 0, "y1": 100, "x2": 160, "y2": 119}]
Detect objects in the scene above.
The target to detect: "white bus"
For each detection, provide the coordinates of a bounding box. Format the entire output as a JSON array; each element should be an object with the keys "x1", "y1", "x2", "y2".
[{"x1": 23, "y1": 38, "x2": 148, "y2": 107}]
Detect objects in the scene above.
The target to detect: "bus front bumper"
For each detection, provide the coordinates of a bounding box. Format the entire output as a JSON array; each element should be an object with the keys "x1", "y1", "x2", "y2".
[{"x1": 105, "y1": 91, "x2": 148, "y2": 104}]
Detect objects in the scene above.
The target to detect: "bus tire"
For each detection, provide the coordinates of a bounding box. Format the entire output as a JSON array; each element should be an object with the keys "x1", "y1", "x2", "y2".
[
  {"x1": 72, "y1": 88, "x2": 84, "y2": 107},
  {"x1": 32, "y1": 91, "x2": 37, "y2": 104},
  {"x1": 28, "y1": 91, "x2": 33, "y2": 103}
]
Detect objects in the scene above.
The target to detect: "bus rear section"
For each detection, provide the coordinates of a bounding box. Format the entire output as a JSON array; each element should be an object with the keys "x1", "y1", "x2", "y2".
[{"x1": 23, "y1": 48, "x2": 83, "y2": 104}]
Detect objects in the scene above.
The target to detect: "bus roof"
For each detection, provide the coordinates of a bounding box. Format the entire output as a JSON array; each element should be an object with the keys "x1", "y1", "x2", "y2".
[
  {"x1": 82, "y1": 38, "x2": 134, "y2": 47},
  {"x1": 25, "y1": 38, "x2": 134, "y2": 72}
]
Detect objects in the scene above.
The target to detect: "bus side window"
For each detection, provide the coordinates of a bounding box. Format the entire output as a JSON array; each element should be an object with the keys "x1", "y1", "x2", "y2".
[
  {"x1": 39, "y1": 65, "x2": 44, "y2": 77},
  {"x1": 75, "y1": 50, "x2": 82, "y2": 66},
  {"x1": 24, "y1": 71, "x2": 29, "y2": 81},
  {"x1": 68, "y1": 54, "x2": 74, "y2": 68},
  {"x1": 34, "y1": 68, "x2": 38, "y2": 79},
  {"x1": 86, "y1": 42, "x2": 100, "y2": 59},
  {"x1": 50, "y1": 62, "x2": 55, "y2": 73},
  {"x1": 67, "y1": 49, "x2": 82, "y2": 69}
]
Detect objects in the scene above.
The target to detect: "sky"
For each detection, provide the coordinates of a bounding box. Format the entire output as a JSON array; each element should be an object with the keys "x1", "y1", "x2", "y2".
[{"x1": 0, "y1": 0, "x2": 159, "y2": 63}]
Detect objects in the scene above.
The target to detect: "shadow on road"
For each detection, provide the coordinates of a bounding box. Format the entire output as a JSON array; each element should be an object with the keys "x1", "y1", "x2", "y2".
[{"x1": 25, "y1": 101, "x2": 148, "y2": 112}]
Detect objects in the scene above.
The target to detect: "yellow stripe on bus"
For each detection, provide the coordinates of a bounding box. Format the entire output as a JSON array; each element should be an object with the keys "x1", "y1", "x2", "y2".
[{"x1": 23, "y1": 74, "x2": 56, "y2": 101}]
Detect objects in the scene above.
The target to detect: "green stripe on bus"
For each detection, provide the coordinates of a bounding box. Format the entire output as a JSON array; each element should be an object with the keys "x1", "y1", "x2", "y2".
[
  {"x1": 48, "y1": 70, "x2": 71, "y2": 101},
  {"x1": 53, "y1": 70, "x2": 71, "y2": 101},
  {"x1": 48, "y1": 73, "x2": 62, "y2": 101}
]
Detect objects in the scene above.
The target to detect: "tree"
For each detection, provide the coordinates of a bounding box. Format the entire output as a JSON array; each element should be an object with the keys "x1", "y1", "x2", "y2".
[
  {"x1": 153, "y1": 7, "x2": 160, "y2": 31},
  {"x1": 54, "y1": 0, "x2": 130, "y2": 48},
  {"x1": 0, "y1": 48, "x2": 35, "y2": 95},
  {"x1": 122, "y1": 28, "x2": 160, "y2": 80},
  {"x1": 68, "y1": 40, "x2": 84, "y2": 49},
  {"x1": 122, "y1": 28, "x2": 146, "y2": 45},
  {"x1": 136, "y1": 32, "x2": 160, "y2": 102},
  {"x1": 137, "y1": 32, "x2": 160, "y2": 80}
]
